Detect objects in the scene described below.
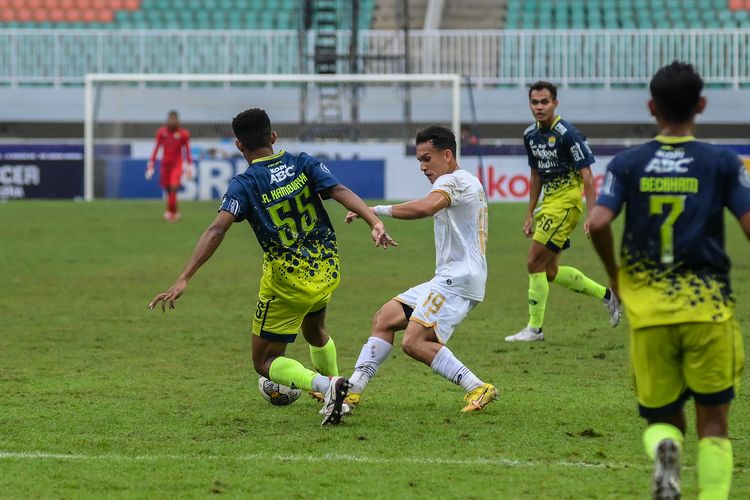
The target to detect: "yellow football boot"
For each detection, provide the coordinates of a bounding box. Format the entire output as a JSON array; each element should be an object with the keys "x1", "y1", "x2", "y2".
[
  {"x1": 461, "y1": 383, "x2": 498, "y2": 412},
  {"x1": 344, "y1": 392, "x2": 361, "y2": 408}
]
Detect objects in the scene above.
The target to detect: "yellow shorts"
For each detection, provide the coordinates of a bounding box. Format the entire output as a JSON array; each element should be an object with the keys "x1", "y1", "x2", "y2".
[
  {"x1": 252, "y1": 291, "x2": 333, "y2": 343},
  {"x1": 532, "y1": 202, "x2": 582, "y2": 252},
  {"x1": 630, "y1": 317, "x2": 744, "y2": 418}
]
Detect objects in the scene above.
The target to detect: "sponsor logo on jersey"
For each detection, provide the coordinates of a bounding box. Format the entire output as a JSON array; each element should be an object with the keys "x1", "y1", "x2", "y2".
[
  {"x1": 269, "y1": 163, "x2": 297, "y2": 184},
  {"x1": 644, "y1": 148, "x2": 694, "y2": 174}
]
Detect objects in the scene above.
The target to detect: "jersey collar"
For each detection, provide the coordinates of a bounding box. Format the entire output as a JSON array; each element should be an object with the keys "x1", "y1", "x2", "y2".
[
  {"x1": 252, "y1": 149, "x2": 285, "y2": 164},
  {"x1": 537, "y1": 115, "x2": 561, "y2": 130},
  {"x1": 655, "y1": 135, "x2": 696, "y2": 144}
]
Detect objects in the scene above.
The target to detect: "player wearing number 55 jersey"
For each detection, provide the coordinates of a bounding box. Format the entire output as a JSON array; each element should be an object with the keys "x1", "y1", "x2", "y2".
[
  {"x1": 345, "y1": 126, "x2": 498, "y2": 412},
  {"x1": 590, "y1": 62, "x2": 750, "y2": 500},
  {"x1": 149, "y1": 109, "x2": 396, "y2": 426}
]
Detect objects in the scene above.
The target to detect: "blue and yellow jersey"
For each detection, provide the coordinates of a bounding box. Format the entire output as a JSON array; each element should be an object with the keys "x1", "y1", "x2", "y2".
[
  {"x1": 597, "y1": 136, "x2": 750, "y2": 329},
  {"x1": 523, "y1": 115, "x2": 595, "y2": 207},
  {"x1": 219, "y1": 150, "x2": 341, "y2": 300}
]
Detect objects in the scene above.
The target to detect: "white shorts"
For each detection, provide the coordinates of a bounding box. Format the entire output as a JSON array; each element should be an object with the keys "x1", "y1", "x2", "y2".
[{"x1": 394, "y1": 281, "x2": 478, "y2": 344}]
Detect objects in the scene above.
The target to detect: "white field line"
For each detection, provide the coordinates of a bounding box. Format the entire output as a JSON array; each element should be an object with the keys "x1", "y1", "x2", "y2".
[{"x1": 0, "y1": 451, "x2": 649, "y2": 470}]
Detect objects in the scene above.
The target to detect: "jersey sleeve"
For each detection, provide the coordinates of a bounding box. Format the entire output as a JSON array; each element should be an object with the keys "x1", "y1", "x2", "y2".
[
  {"x1": 596, "y1": 155, "x2": 626, "y2": 215},
  {"x1": 563, "y1": 129, "x2": 595, "y2": 169},
  {"x1": 431, "y1": 173, "x2": 465, "y2": 206},
  {"x1": 724, "y1": 152, "x2": 750, "y2": 218},
  {"x1": 524, "y1": 134, "x2": 538, "y2": 170},
  {"x1": 219, "y1": 178, "x2": 249, "y2": 222},
  {"x1": 301, "y1": 154, "x2": 340, "y2": 194},
  {"x1": 149, "y1": 128, "x2": 163, "y2": 163}
]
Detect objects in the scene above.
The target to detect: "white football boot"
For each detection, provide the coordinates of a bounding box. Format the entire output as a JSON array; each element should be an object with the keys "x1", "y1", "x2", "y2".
[
  {"x1": 652, "y1": 439, "x2": 681, "y2": 500},
  {"x1": 505, "y1": 327, "x2": 544, "y2": 342},
  {"x1": 604, "y1": 288, "x2": 623, "y2": 327}
]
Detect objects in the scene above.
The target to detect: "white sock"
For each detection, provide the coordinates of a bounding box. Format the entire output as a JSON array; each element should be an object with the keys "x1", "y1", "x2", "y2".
[
  {"x1": 311, "y1": 375, "x2": 330, "y2": 394},
  {"x1": 349, "y1": 336, "x2": 393, "y2": 394},
  {"x1": 430, "y1": 346, "x2": 483, "y2": 392}
]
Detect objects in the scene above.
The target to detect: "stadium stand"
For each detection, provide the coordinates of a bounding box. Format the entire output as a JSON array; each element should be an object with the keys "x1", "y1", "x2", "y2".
[
  {"x1": 504, "y1": 0, "x2": 750, "y2": 29},
  {"x1": 441, "y1": 0, "x2": 505, "y2": 29},
  {"x1": 0, "y1": 0, "x2": 376, "y2": 30},
  {"x1": 371, "y1": 0, "x2": 427, "y2": 29}
]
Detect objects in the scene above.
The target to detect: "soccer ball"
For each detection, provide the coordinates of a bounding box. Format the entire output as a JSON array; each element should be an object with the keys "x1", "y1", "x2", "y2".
[{"x1": 258, "y1": 376, "x2": 302, "y2": 406}]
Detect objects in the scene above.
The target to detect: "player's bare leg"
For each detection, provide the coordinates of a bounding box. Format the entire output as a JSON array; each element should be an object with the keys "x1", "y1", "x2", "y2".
[
  {"x1": 696, "y1": 403, "x2": 733, "y2": 500},
  {"x1": 347, "y1": 300, "x2": 406, "y2": 405},
  {"x1": 644, "y1": 411, "x2": 686, "y2": 500},
  {"x1": 251, "y1": 335, "x2": 288, "y2": 378},
  {"x1": 402, "y1": 321, "x2": 497, "y2": 412}
]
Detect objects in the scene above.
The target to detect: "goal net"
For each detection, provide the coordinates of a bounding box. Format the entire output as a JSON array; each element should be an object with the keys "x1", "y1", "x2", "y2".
[{"x1": 83, "y1": 73, "x2": 462, "y2": 201}]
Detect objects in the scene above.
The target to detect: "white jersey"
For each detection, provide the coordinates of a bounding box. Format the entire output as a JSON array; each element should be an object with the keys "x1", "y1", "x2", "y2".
[{"x1": 429, "y1": 169, "x2": 488, "y2": 301}]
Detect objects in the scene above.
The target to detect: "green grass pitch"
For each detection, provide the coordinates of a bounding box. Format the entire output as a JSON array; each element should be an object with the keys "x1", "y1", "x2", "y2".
[{"x1": 1, "y1": 200, "x2": 748, "y2": 498}]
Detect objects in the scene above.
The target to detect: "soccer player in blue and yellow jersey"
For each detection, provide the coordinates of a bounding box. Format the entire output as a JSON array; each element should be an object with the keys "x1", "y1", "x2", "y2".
[
  {"x1": 506, "y1": 81, "x2": 622, "y2": 342},
  {"x1": 590, "y1": 62, "x2": 750, "y2": 499},
  {"x1": 149, "y1": 108, "x2": 395, "y2": 426}
]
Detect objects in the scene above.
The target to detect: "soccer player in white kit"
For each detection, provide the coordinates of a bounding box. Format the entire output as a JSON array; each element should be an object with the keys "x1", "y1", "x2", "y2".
[{"x1": 344, "y1": 126, "x2": 498, "y2": 412}]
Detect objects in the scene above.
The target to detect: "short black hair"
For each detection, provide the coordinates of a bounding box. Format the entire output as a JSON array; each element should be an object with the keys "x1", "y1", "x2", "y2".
[
  {"x1": 168, "y1": 110, "x2": 179, "y2": 117},
  {"x1": 528, "y1": 81, "x2": 557, "y2": 100},
  {"x1": 232, "y1": 108, "x2": 272, "y2": 150},
  {"x1": 649, "y1": 61, "x2": 704, "y2": 123},
  {"x1": 416, "y1": 125, "x2": 457, "y2": 157}
]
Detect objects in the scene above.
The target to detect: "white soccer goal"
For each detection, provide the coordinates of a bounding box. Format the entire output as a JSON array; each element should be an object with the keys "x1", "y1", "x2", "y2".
[{"x1": 83, "y1": 73, "x2": 463, "y2": 201}]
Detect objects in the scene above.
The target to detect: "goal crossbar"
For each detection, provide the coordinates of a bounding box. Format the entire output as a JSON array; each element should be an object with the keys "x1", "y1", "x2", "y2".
[{"x1": 83, "y1": 73, "x2": 463, "y2": 201}]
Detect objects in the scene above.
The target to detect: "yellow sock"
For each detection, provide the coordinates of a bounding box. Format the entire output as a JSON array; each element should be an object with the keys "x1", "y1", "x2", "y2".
[
  {"x1": 309, "y1": 337, "x2": 338, "y2": 376},
  {"x1": 698, "y1": 437, "x2": 732, "y2": 500},
  {"x1": 528, "y1": 271, "x2": 549, "y2": 329},
  {"x1": 643, "y1": 423, "x2": 684, "y2": 460},
  {"x1": 268, "y1": 357, "x2": 317, "y2": 392},
  {"x1": 552, "y1": 266, "x2": 607, "y2": 299}
]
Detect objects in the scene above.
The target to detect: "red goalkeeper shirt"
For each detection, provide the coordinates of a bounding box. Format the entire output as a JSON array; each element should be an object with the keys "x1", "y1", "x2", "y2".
[{"x1": 150, "y1": 126, "x2": 192, "y2": 166}]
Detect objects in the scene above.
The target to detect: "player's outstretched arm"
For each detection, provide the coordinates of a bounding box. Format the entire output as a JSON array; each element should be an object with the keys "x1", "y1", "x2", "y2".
[
  {"x1": 148, "y1": 210, "x2": 235, "y2": 311},
  {"x1": 346, "y1": 191, "x2": 449, "y2": 223},
  {"x1": 524, "y1": 169, "x2": 542, "y2": 237},
  {"x1": 588, "y1": 205, "x2": 619, "y2": 295},
  {"x1": 328, "y1": 184, "x2": 396, "y2": 248}
]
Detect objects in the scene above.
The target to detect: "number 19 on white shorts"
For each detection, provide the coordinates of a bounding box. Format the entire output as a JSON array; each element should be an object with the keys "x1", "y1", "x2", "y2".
[{"x1": 395, "y1": 281, "x2": 478, "y2": 344}]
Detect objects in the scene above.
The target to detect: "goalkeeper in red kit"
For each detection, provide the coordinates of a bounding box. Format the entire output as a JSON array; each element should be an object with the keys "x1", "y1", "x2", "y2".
[{"x1": 145, "y1": 110, "x2": 194, "y2": 221}]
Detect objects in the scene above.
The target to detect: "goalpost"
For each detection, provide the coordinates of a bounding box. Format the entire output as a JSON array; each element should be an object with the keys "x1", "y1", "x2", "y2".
[{"x1": 83, "y1": 73, "x2": 463, "y2": 201}]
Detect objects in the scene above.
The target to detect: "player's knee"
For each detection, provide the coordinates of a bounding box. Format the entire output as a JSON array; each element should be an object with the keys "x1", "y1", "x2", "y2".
[
  {"x1": 401, "y1": 335, "x2": 420, "y2": 358},
  {"x1": 546, "y1": 267, "x2": 558, "y2": 281},
  {"x1": 372, "y1": 306, "x2": 395, "y2": 332},
  {"x1": 252, "y1": 354, "x2": 272, "y2": 378},
  {"x1": 696, "y1": 404, "x2": 730, "y2": 438},
  {"x1": 527, "y1": 254, "x2": 545, "y2": 273},
  {"x1": 401, "y1": 338, "x2": 416, "y2": 357}
]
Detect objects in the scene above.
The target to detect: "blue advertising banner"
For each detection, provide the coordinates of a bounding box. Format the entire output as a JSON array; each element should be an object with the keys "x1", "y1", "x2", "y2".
[
  {"x1": 106, "y1": 158, "x2": 385, "y2": 200},
  {"x1": 0, "y1": 144, "x2": 84, "y2": 200}
]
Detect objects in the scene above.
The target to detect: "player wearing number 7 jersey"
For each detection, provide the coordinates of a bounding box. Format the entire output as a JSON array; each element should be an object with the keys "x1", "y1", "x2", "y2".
[
  {"x1": 148, "y1": 108, "x2": 396, "y2": 426},
  {"x1": 344, "y1": 126, "x2": 498, "y2": 412},
  {"x1": 590, "y1": 62, "x2": 750, "y2": 500}
]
